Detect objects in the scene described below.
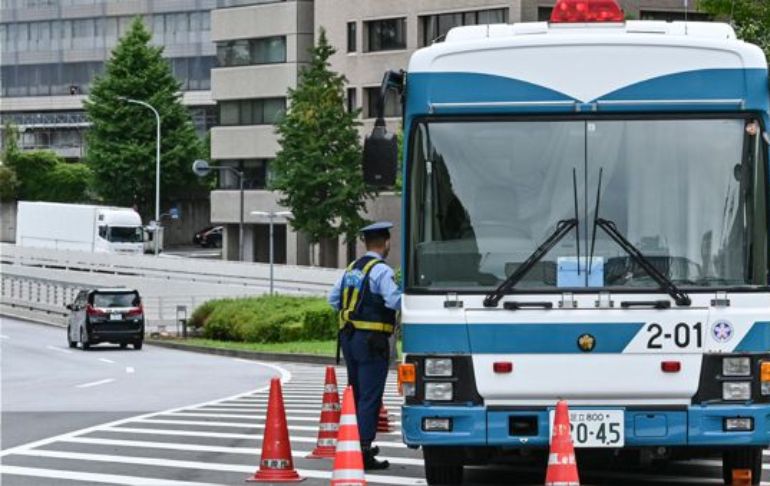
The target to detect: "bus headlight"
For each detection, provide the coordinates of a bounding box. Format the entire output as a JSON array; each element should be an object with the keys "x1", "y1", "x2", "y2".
[
  {"x1": 425, "y1": 382, "x2": 453, "y2": 401},
  {"x1": 723, "y1": 382, "x2": 751, "y2": 401},
  {"x1": 723, "y1": 357, "x2": 751, "y2": 377},
  {"x1": 425, "y1": 358, "x2": 453, "y2": 377}
]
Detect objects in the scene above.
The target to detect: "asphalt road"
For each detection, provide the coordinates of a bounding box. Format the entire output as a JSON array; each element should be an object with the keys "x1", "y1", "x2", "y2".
[
  {"x1": 0, "y1": 316, "x2": 279, "y2": 449},
  {"x1": 2, "y1": 316, "x2": 769, "y2": 485}
]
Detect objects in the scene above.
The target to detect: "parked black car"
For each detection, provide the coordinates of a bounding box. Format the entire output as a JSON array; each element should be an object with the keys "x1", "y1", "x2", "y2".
[
  {"x1": 66, "y1": 288, "x2": 144, "y2": 350},
  {"x1": 193, "y1": 225, "x2": 223, "y2": 248}
]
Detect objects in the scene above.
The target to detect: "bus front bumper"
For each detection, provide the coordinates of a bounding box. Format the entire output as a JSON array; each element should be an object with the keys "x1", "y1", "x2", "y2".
[{"x1": 401, "y1": 404, "x2": 770, "y2": 447}]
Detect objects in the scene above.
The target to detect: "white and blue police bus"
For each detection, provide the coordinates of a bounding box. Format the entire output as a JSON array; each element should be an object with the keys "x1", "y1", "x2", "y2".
[{"x1": 363, "y1": 0, "x2": 770, "y2": 483}]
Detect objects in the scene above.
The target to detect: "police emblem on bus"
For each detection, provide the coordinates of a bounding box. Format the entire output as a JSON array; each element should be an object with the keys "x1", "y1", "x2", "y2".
[
  {"x1": 578, "y1": 334, "x2": 596, "y2": 352},
  {"x1": 711, "y1": 320, "x2": 734, "y2": 343}
]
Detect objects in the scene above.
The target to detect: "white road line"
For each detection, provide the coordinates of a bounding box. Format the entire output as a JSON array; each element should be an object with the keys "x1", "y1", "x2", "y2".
[
  {"x1": 0, "y1": 360, "x2": 290, "y2": 457},
  {"x1": 45, "y1": 345, "x2": 73, "y2": 354},
  {"x1": 126, "y1": 366, "x2": 135, "y2": 373},
  {"x1": 60, "y1": 437, "x2": 424, "y2": 466},
  {"x1": 0, "y1": 334, "x2": 9, "y2": 339},
  {"x1": 133, "y1": 417, "x2": 402, "y2": 436},
  {"x1": 0, "y1": 465, "x2": 218, "y2": 486},
  {"x1": 165, "y1": 411, "x2": 403, "y2": 426},
  {"x1": 195, "y1": 405, "x2": 402, "y2": 416},
  {"x1": 99, "y1": 358, "x2": 116, "y2": 364},
  {"x1": 75, "y1": 378, "x2": 115, "y2": 389},
  {"x1": 15, "y1": 449, "x2": 426, "y2": 485},
  {"x1": 100, "y1": 426, "x2": 407, "y2": 447},
  {"x1": 233, "y1": 358, "x2": 253, "y2": 364},
  {"x1": 232, "y1": 396, "x2": 403, "y2": 404}
]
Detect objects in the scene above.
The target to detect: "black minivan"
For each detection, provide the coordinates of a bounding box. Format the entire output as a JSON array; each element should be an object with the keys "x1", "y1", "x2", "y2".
[{"x1": 67, "y1": 288, "x2": 144, "y2": 350}]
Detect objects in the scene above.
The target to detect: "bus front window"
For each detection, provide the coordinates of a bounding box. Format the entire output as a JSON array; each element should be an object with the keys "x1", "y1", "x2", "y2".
[{"x1": 407, "y1": 118, "x2": 767, "y2": 292}]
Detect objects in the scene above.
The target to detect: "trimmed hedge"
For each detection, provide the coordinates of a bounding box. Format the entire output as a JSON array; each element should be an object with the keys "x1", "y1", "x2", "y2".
[{"x1": 193, "y1": 295, "x2": 337, "y2": 343}]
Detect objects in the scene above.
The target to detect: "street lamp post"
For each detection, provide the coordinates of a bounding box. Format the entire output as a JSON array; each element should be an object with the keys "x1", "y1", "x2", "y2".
[
  {"x1": 193, "y1": 160, "x2": 245, "y2": 261},
  {"x1": 118, "y1": 96, "x2": 161, "y2": 256},
  {"x1": 251, "y1": 210, "x2": 291, "y2": 295}
]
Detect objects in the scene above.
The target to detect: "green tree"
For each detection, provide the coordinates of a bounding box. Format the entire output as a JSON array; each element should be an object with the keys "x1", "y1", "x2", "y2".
[
  {"x1": 700, "y1": 0, "x2": 770, "y2": 57},
  {"x1": 84, "y1": 17, "x2": 204, "y2": 218},
  {"x1": 272, "y1": 28, "x2": 372, "y2": 247},
  {"x1": 0, "y1": 165, "x2": 19, "y2": 201}
]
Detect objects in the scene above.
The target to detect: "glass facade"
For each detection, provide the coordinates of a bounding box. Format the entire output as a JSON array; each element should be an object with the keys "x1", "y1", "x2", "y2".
[
  {"x1": 216, "y1": 36, "x2": 286, "y2": 67},
  {"x1": 365, "y1": 18, "x2": 406, "y2": 52},
  {"x1": 1, "y1": 10, "x2": 214, "y2": 97},
  {"x1": 420, "y1": 8, "x2": 508, "y2": 46},
  {"x1": 218, "y1": 98, "x2": 286, "y2": 125},
  {"x1": 347, "y1": 22, "x2": 357, "y2": 52}
]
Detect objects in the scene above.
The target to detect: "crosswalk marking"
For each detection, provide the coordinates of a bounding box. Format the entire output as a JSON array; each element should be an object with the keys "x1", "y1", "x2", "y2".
[
  {"x1": 58, "y1": 437, "x2": 425, "y2": 466},
  {"x1": 14, "y1": 449, "x2": 427, "y2": 485},
  {"x1": 3, "y1": 360, "x2": 765, "y2": 486},
  {"x1": 0, "y1": 465, "x2": 218, "y2": 486}
]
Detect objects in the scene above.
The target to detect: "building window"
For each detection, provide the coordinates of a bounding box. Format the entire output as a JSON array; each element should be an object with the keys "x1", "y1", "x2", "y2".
[
  {"x1": 346, "y1": 87, "x2": 357, "y2": 113},
  {"x1": 216, "y1": 36, "x2": 286, "y2": 67},
  {"x1": 421, "y1": 8, "x2": 508, "y2": 46},
  {"x1": 347, "y1": 21, "x2": 356, "y2": 52},
  {"x1": 218, "y1": 159, "x2": 271, "y2": 189},
  {"x1": 537, "y1": 7, "x2": 553, "y2": 21},
  {"x1": 639, "y1": 10, "x2": 711, "y2": 21},
  {"x1": 218, "y1": 98, "x2": 286, "y2": 126},
  {"x1": 365, "y1": 87, "x2": 401, "y2": 118},
  {"x1": 365, "y1": 18, "x2": 406, "y2": 52}
]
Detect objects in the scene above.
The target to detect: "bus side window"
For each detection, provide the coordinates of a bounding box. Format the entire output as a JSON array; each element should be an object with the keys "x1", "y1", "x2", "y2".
[{"x1": 98, "y1": 226, "x2": 107, "y2": 239}]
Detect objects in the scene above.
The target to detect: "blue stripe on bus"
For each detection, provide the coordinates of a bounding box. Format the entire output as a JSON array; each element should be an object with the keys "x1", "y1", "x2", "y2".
[
  {"x1": 406, "y1": 68, "x2": 769, "y2": 116},
  {"x1": 734, "y1": 322, "x2": 770, "y2": 353},
  {"x1": 403, "y1": 323, "x2": 644, "y2": 354}
]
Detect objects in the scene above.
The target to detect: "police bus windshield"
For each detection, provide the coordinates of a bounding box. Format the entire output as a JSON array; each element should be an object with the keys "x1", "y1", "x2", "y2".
[{"x1": 406, "y1": 117, "x2": 768, "y2": 291}]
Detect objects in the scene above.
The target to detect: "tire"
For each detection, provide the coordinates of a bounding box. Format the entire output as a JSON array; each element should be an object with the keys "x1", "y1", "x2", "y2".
[
  {"x1": 133, "y1": 341, "x2": 143, "y2": 350},
  {"x1": 80, "y1": 328, "x2": 90, "y2": 350},
  {"x1": 67, "y1": 327, "x2": 77, "y2": 348},
  {"x1": 423, "y1": 447, "x2": 464, "y2": 485},
  {"x1": 723, "y1": 447, "x2": 762, "y2": 485}
]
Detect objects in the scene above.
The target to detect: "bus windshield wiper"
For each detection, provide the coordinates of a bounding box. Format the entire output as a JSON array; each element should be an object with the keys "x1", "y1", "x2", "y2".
[
  {"x1": 588, "y1": 168, "x2": 691, "y2": 307},
  {"x1": 483, "y1": 218, "x2": 577, "y2": 308},
  {"x1": 484, "y1": 169, "x2": 581, "y2": 308}
]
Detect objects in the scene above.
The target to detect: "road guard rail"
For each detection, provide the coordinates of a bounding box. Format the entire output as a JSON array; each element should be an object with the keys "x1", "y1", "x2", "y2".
[{"x1": 0, "y1": 243, "x2": 339, "y2": 330}]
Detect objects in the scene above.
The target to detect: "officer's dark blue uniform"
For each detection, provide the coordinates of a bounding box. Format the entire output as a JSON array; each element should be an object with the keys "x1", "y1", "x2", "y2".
[{"x1": 328, "y1": 222, "x2": 401, "y2": 470}]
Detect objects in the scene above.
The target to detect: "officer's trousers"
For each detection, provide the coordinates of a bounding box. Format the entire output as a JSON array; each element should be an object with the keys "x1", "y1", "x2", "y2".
[{"x1": 340, "y1": 329, "x2": 389, "y2": 448}]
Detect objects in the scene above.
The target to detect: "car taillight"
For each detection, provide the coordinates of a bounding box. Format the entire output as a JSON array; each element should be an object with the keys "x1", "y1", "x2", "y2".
[
  {"x1": 125, "y1": 305, "x2": 143, "y2": 318},
  {"x1": 86, "y1": 304, "x2": 106, "y2": 317}
]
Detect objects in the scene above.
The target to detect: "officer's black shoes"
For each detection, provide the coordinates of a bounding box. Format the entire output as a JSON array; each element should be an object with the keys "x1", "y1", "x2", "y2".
[{"x1": 362, "y1": 447, "x2": 389, "y2": 470}]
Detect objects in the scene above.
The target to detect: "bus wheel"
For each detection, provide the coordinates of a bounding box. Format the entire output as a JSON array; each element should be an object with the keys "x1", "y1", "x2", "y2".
[
  {"x1": 722, "y1": 447, "x2": 762, "y2": 485},
  {"x1": 423, "y1": 447, "x2": 464, "y2": 485}
]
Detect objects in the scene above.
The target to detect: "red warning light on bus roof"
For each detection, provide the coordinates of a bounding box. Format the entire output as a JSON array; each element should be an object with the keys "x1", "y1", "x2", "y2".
[{"x1": 550, "y1": 0, "x2": 625, "y2": 23}]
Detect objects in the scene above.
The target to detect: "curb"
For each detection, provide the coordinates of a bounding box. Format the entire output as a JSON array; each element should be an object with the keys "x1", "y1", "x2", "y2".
[
  {"x1": 146, "y1": 339, "x2": 340, "y2": 366},
  {"x1": 0, "y1": 308, "x2": 67, "y2": 328}
]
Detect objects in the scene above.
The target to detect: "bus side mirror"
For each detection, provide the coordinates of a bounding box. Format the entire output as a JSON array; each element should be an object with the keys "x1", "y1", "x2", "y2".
[{"x1": 363, "y1": 123, "x2": 398, "y2": 187}]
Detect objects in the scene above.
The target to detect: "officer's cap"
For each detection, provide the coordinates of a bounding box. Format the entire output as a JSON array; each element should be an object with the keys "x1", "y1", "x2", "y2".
[{"x1": 359, "y1": 221, "x2": 393, "y2": 240}]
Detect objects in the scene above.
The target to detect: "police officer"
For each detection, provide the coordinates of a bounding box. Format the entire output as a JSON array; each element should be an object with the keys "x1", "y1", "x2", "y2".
[{"x1": 328, "y1": 221, "x2": 401, "y2": 470}]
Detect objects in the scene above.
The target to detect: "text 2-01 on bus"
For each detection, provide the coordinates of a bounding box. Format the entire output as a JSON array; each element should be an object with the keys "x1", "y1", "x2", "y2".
[{"x1": 362, "y1": 0, "x2": 770, "y2": 484}]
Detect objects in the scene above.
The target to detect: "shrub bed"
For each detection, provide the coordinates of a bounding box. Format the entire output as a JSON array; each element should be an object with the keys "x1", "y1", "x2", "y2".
[{"x1": 193, "y1": 295, "x2": 337, "y2": 343}]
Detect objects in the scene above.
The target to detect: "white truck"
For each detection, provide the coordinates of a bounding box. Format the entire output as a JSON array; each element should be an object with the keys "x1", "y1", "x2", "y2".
[{"x1": 16, "y1": 201, "x2": 144, "y2": 255}]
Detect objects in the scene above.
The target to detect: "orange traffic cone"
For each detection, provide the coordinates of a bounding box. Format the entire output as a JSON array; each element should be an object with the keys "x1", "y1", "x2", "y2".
[
  {"x1": 247, "y1": 378, "x2": 304, "y2": 482},
  {"x1": 331, "y1": 386, "x2": 366, "y2": 486},
  {"x1": 377, "y1": 404, "x2": 393, "y2": 433},
  {"x1": 308, "y1": 366, "x2": 341, "y2": 459},
  {"x1": 545, "y1": 400, "x2": 580, "y2": 486}
]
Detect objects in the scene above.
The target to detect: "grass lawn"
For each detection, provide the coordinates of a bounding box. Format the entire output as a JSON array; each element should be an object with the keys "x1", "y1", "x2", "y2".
[
  {"x1": 160, "y1": 337, "x2": 404, "y2": 358},
  {"x1": 171, "y1": 338, "x2": 337, "y2": 356}
]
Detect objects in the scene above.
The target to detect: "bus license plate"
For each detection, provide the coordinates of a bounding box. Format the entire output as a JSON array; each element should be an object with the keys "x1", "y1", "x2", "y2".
[
  {"x1": 549, "y1": 409, "x2": 624, "y2": 448},
  {"x1": 110, "y1": 313, "x2": 122, "y2": 321}
]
